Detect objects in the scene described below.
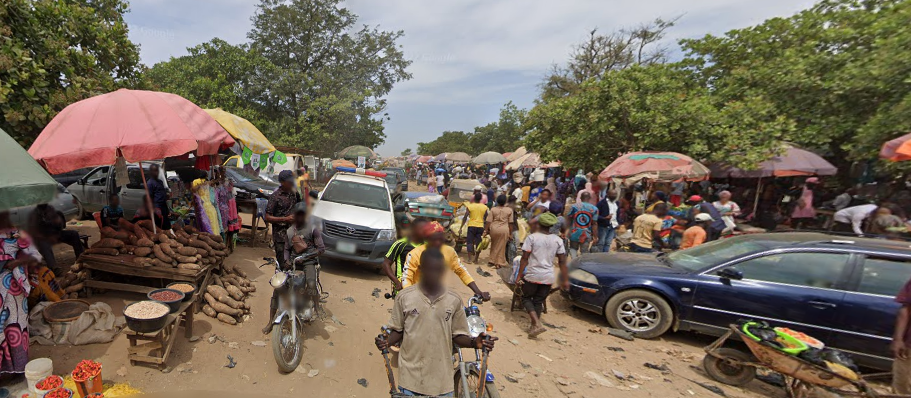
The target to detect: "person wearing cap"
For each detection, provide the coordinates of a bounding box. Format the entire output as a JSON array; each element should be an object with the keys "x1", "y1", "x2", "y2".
[
  {"x1": 265, "y1": 170, "x2": 302, "y2": 268},
  {"x1": 517, "y1": 212, "x2": 567, "y2": 338},
  {"x1": 264, "y1": 201, "x2": 325, "y2": 334},
  {"x1": 686, "y1": 195, "x2": 726, "y2": 241},
  {"x1": 403, "y1": 221, "x2": 490, "y2": 301},
  {"x1": 473, "y1": 185, "x2": 488, "y2": 205},
  {"x1": 681, "y1": 213, "x2": 713, "y2": 250}
]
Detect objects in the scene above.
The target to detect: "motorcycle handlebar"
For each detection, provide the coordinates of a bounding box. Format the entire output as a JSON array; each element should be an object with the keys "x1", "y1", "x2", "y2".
[{"x1": 468, "y1": 294, "x2": 486, "y2": 306}]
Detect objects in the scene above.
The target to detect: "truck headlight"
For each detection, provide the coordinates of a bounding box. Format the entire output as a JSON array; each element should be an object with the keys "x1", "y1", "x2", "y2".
[
  {"x1": 377, "y1": 229, "x2": 396, "y2": 241},
  {"x1": 568, "y1": 269, "x2": 599, "y2": 285}
]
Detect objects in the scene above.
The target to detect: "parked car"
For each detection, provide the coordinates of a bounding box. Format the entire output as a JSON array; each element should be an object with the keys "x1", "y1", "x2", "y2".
[
  {"x1": 225, "y1": 167, "x2": 279, "y2": 200},
  {"x1": 310, "y1": 171, "x2": 399, "y2": 268},
  {"x1": 224, "y1": 153, "x2": 305, "y2": 182},
  {"x1": 382, "y1": 167, "x2": 408, "y2": 191},
  {"x1": 393, "y1": 192, "x2": 454, "y2": 228},
  {"x1": 66, "y1": 163, "x2": 167, "y2": 218},
  {"x1": 566, "y1": 232, "x2": 911, "y2": 370},
  {"x1": 52, "y1": 167, "x2": 93, "y2": 187},
  {"x1": 382, "y1": 172, "x2": 403, "y2": 197},
  {"x1": 9, "y1": 183, "x2": 80, "y2": 227}
]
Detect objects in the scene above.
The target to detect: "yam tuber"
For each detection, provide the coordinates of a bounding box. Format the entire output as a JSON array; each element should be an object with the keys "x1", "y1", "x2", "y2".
[
  {"x1": 151, "y1": 258, "x2": 173, "y2": 268},
  {"x1": 211, "y1": 250, "x2": 226, "y2": 257},
  {"x1": 152, "y1": 244, "x2": 172, "y2": 263},
  {"x1": 178, "y1": 263, "x2": 201, "y2": 271},
  {"x1": 136, "y1": 238, "x2": 154, "y2": 248},
  {"x1": 64, "y1": 282, "x2": 84, "y2": 294},
  {"x1": 133, "y1": 247, "x2": 153, "y2": 257},
  {"x1": 204, "y1": 293, "x2": 242, "y2": 316},
  {"x1": 136, "y1": 219, "x2": 154, "y2": 231},
  {"x1": 174, "y1": 255, "x2": 197, "y2": 263},
  {"x1": 93, "y1": 238, "x2": 125, "y2": 249},
  {"x1": 177, "y1": 247, "x2": 197, "y2": 257},
  {"x1": 85, "y1": 248, "x2": 120, "y2": 256},
  {"x1": 133, "y1": 257, "x2": 154, "y2": 267},
  {"x1": 225, "y1": 285, "x2": 244, "y2": 301},
  {"x1": 216, "y1": 313, "x2": 237, "y2": 325},
  {"x1": 202, "y1": 305, "x2": 217, "y2": 318},
  {"x1": 118, "y1": 245, "x2": 135, "y2": 255},
  {"x1": 101, "y1": 226, "x2": 117, "y2": 238},
  {"x1": 158, "y1": 233, "x2": 170, "y2": 243},
  {"x1": 212, "y1": 274, "x2": 224, "y2": 288},
  {"x1": 174, "y1": 235, "x2": 189, "y2": 245},
  {"x1": 159, "y1": 243, "x2": 176, "y2": 257},
  {"x1": 206, "y1": 285, "x2": 243, "y2": 309}
]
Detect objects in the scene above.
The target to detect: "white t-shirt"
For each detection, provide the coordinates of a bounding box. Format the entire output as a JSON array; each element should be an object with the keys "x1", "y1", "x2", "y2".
[
  {"x1": 533, "y1": 200, "x2": 552, "y2": 213},
  {"x1": 436, "y1": 175, "x2": 444, "y2": 187},
  {"x1": 521, "y1": 232, "x2": 566, "y2": 285}
]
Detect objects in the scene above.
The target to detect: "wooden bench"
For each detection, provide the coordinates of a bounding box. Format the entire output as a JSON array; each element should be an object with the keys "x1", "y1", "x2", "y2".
[{"x1": 125, "y1": 299, "x2": 195, "y2": 369}]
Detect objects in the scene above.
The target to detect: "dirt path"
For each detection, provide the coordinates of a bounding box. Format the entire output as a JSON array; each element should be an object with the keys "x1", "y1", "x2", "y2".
[{"x1": 29, "y1": 192, "x2": 787, "y2": 398}]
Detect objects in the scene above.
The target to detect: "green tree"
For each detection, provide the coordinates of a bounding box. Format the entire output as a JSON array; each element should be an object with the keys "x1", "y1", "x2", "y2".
[
  {"x1": 400, "y1": 148, "x2": 413, "y2": 157},
  {"x1": 525, "y1": 65, "x2": 793, "y2": 171},
  {"x1": 681, "y1": 0, "x2": 911, "y2": 171},
  {"x1": 247, "y1": 0, "x2": 412, "y2": 152},
  {"x1": 0, "y1": 0, "x2": 143, "y2": 144},
  {"x1": 417, "y1": 131, "x2": 473, "y2": 155},
  {"x1": 146, "y1": 39, "x2": 268, "y2": 130},
  {"x1": 417, "y1": 101, "x2": 530, "y2": 156}
]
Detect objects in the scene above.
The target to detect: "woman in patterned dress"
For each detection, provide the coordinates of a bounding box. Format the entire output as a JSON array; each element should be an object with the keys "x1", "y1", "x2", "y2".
[{"x1": 0, "y1": 211, "x2": 40, "y2": 375}]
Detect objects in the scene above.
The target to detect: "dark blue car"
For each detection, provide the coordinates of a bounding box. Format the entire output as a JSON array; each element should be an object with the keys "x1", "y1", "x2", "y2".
[{"x1": 566, "y1": 232, "x2": 911, "y2": 370}]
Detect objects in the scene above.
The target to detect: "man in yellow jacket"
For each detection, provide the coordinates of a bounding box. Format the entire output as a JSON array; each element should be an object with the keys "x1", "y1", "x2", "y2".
[{"x1": 402, "y1": 221, "x2": 491, "y2": 301}]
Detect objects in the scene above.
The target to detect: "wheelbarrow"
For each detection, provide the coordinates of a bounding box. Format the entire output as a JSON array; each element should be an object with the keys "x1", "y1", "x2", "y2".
[{"x1": 702, "y1": 325, "x2": 900, "y2": 398}]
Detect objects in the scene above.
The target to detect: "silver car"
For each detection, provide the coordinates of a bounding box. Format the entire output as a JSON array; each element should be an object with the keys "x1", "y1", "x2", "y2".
[
  {"x1": 9, "y1": 183, "x2": 80, "y2": 227},
  {"x1": 66, "y1": 163, "x2": 167, "y2": 218}
]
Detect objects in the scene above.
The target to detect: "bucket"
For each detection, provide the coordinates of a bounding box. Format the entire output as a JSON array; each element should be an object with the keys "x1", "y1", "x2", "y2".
[
  {"x1": 73, "y1": 369, "x2": 103, "y2": 397},
  {"x1": 24, "y1": 358, "x2": 54, "y2": 394}
]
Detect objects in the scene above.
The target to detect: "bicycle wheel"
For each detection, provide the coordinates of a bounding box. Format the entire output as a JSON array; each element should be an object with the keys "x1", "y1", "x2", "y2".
[{"x1": 453, "y1": 367, "x2": 501, "y2": 398}]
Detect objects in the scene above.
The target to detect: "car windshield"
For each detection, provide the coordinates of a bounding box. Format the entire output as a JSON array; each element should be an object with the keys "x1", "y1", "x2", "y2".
[
  {"x1": 384, "y1": 175, "x2": 397, "y2": 187},
  {"x1": 665, "y1": 238, "x2": 768, "y2": 272},
  {"x1": 228, "y1": 168, "x2": 258, "y2": 182},
  {"x1": 322, "y1": 180, "x2": 390, "y2": 211}
]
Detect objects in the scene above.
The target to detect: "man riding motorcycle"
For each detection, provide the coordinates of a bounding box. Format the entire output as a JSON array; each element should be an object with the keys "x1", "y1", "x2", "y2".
[{"x1": 262, "y1": 202, "x2": 325, "y2": 334}]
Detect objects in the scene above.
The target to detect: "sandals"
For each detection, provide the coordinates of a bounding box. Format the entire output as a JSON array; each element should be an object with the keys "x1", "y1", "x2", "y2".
[{"x1": 528, "y1": 326, "x2": 547, "y2": 338}]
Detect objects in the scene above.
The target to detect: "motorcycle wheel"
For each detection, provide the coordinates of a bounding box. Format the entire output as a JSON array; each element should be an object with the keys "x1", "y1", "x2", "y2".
[
  {"x1": 453, "y1": 367, "x2": 501, "y2": 398},
  {"x1": 271, "y1": 316, "x2": 303, "y2": 373}
]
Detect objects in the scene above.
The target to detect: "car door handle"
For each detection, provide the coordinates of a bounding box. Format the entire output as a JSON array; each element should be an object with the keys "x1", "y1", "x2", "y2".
[
  {"x1": 808, "y1": 300, "x2": 837, "y2": 309},
  {"x1": 99, "y1": 190, "x2": 105, "y2": 194}
]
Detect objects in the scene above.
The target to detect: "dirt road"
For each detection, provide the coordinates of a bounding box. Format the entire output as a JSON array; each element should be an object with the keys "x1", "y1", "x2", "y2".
[{"x1": 30, "y1": 199, "x2": 784, "y2": 397}]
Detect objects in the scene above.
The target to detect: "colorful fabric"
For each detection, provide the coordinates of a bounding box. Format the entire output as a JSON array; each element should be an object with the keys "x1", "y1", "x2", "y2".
[
  {"x1": 29, "y1": 266, "x2": 62, "y2": 302},
  {"x1": 0, "y1": 228, "x2": 36, "y2": 374},
  {"x1": 567, "y1": 202, "x2": 599, "y2": 244},
  {"x1": 421, "y1": 221, "x2": 445, "y2": 238}
]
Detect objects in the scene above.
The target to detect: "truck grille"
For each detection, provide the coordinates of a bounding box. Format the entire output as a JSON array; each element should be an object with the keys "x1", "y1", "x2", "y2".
[{"x1": 323, "y1": 222, "x2": 377, "y2": 242}]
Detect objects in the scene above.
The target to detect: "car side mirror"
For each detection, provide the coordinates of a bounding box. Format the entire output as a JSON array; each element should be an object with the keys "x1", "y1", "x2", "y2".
[
  {"x1": 394, "y1": 204, "x2": 406, "y2": 212},
  {"x1": 717, "y1": 267, "x2": 743, "y2": 281},
  {"x1": 78, "y1": 178, "x2": 86, "y2": 185}
]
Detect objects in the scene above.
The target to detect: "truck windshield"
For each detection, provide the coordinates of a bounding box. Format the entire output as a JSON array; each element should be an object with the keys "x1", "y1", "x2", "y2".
[{"x1": 321, "y1": 180, "x2": 390, "y2": 211}]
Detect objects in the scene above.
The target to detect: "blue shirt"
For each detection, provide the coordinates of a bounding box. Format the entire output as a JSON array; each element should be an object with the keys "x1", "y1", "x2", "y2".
[
  {"x1": 696, "y1": 202, "x2": 726, "y2": 231},
  {"x1": 146, "y1": 177, "x2": 168, "y2": 207}
]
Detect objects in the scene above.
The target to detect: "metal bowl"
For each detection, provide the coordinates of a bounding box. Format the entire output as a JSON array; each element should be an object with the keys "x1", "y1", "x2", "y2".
[
  {"x1": 166, "y1": 282, "x2": 197, "y2": 302},
  {"x1": 146, "y1": 288, "x2": 185, "y2": 313},
  {"x1": 123, "y1": 301, "x2": 169, "y2": 333}
]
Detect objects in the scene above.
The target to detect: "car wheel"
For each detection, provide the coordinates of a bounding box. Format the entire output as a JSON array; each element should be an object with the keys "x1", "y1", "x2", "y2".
[
  {"x1": 75, "y1": 199, "x2": 88, "y2": 220},
  {"x1": 604, "y1": 289, "x2": 673, "y2": 339}
]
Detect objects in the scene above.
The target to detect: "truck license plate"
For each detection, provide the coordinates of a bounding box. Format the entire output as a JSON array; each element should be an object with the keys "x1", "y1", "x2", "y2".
[
  {"x1": 337, "y1": 241, "x2": 357, "y2": 254},
  {"x1": 424, "y1": 208, "x2": 442, "y2": 216}
]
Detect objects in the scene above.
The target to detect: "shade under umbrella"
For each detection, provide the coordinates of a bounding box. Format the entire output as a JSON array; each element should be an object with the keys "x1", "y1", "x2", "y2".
[
  {"x1": 881, "y1": 132, "x2": 911, "y2": 162},
  {"x1": 506, "y1": 147, "x2": 527, "y2": 162},
  {"x1": 0, "y1": 128, "x2": 58, "y2": 211},
  {"x1": 433, "y1": 153, "x2": 447, "y2": 162},
  {"x1": 204, "y1": 108, "x2": 275, "y2": 154},
  {"x1": 337, "y1": 145, "x2": 377, "y2": 160},
  {"x1": 710, "y1": 145, "x2": 837, "y2": 178},
  {"x1": 29, "y1": 89, "x2": 234, "y2": 174},
  {"x1": 600, "y1": 151, "x2": 710, "y2": 182},
  {"x1": 446, "y1": 152, "x2": 471, "y2": 162},
  {"x1": 416, "y1": 155, "x2": 432, "y2": 163},
  {"x1": 473, "y1": 151, "x2": 507, "y2": 165}
]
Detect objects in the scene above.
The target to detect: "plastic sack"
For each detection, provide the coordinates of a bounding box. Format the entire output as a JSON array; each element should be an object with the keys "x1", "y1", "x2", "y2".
[{"x1": 478, "y1": 235, "x2": 490, "y2": 251}]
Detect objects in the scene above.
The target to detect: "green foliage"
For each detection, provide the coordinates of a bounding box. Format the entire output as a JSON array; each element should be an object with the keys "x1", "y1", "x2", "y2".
[
  {"x1": 417, "y1": 101, "x2": 529, "y2": 155},
  {"x1": 0, "y1": 0, "x2": 143, "y2": 144},
  {"x1": 400, "y1": 148, "x2": 413, "y2": 157},
  {"x1": 525, "y1": 65, "x2": 793, "y2": 171},
  {"x1": 681, "y1": 0, "x2": 911, "y2": 170}
]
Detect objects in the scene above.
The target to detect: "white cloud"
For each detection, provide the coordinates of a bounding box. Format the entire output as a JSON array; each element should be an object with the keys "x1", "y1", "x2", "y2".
[{"x1": 123, "y1": 0, "x2": 819, "y2": 156}]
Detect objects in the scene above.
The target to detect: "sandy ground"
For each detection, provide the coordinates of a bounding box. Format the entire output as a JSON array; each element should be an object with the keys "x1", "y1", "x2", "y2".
[{"x1": 21, "y1": 184, "x2": 790, "y2": 398}]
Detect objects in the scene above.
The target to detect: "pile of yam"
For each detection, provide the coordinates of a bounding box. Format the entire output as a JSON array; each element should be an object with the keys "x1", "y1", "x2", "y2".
[
  {"x1": 201, "y1": 262, "x2": 256, "y2": 325},
  {"x1": 53, "y1": 262, "x2": 89, "y2": 300},
  {"x1": 88, "y1": 222, "x2": 230, "y2": 270}
]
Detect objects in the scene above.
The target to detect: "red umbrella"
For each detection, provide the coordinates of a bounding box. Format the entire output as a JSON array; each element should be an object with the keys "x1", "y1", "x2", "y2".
[
  {"x1": 600, "y1": 152, "x2": 709, "y2": 182},
  {"x1": 29, "y1": 89, "x2": 234, "y2": 174},
  {"x1": 881, "y1": 132, "x2": 911, "y2": 162}
]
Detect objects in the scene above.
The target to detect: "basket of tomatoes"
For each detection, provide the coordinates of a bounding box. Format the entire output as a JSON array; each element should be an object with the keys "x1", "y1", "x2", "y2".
[
  {"x1": 45, "y1": 388, "x2": 74, "y2": 398},
  {"x1": 35, "y1": 375, "x2": 64, "y2": 397},
  {"x1": 71, "y1": 360, "x2": 103, "y2": 397}
]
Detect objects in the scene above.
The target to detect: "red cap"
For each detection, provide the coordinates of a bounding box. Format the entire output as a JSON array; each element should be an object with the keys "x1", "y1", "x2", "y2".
[{"x1": 687, "y1": 195, "x2": 703, "y2": 202}]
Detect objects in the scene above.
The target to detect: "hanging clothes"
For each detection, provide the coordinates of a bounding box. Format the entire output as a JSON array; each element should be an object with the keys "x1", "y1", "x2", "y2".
[
  {"x1": 192, "y1": 179, "x2": 219, "y2": 235},
  {"x1": 224, "y1": 180, "x2": 241, "y2": 232},
  {"x1": 207, "y1": 184, "x2": 223, "y2": 235}
]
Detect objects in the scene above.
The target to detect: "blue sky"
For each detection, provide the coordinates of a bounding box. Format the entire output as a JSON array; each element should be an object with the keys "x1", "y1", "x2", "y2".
[{"x1": 124, "y1": 0, "x2": 818, "y2": 157}]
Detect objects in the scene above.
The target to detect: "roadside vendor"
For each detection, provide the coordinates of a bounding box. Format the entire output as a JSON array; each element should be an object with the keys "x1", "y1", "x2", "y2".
[
  {"x1": 145, "y1": 164, "x2": 171, "y2": 230},
  {"x1": 265, "y1": 170, "x2": 301, "y2": 268}
]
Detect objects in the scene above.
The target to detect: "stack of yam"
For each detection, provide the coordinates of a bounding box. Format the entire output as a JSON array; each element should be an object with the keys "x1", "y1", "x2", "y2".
[
  {"x1": 88, "y1": 223, "x2": 229, "y2": 270},
  {"x1": 201, "y1": 262, "x2": 255, "y2": 325}
]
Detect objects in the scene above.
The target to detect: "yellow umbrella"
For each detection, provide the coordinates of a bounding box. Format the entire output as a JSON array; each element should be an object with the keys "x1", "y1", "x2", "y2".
[{"x1": 204, "y1": 108, "x2": 275, "y2": 154}]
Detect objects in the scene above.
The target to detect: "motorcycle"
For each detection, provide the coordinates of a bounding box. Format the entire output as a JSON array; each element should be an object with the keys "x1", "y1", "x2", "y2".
[
  {"x1": 379, "y1": 294, "x2": 500, "y2": 398},
  {"x1": 260, "y1": 249, "x2": 324, "y2": 372}
]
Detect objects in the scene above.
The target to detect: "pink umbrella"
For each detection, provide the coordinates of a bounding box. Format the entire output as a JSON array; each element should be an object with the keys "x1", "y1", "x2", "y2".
[
  {"x1": 29, "y1": 89, "x2": 234, "y2": 174},
  {"x1": 600, "y1": 151, "x2": 710, "y2": 182}
]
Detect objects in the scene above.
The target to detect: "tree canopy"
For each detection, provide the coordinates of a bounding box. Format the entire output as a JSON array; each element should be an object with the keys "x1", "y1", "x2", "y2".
[
  {"x1": 0, "y1": 0, "x2": 143, "y2": 144},
  {"x1": 416, "y1": 101, "x2": 529, "y2": 155},
  {"x1": 148, "y1": 0, "x2": 412, "y2": 154}
]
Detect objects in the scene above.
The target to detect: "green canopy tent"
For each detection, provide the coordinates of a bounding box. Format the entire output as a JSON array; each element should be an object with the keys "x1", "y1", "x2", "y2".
[
  {"x1": 0, "y1": 128, "x2": 58, "y2": 211},
  {"x1": 337, "y1": 145, "x2": 377, "y2": 161}
]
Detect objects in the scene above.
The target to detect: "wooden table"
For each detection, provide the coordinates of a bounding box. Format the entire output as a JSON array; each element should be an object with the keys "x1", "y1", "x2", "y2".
[
  {"x1": 125, "y1": 299, "x2": 195, "y2": 369},
  {"x1": 79, "y1": 254, "x2": 217, "y2": 309},
  {"x1": 237, "y1": 199, "x2": 270, "y2": 247}
]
